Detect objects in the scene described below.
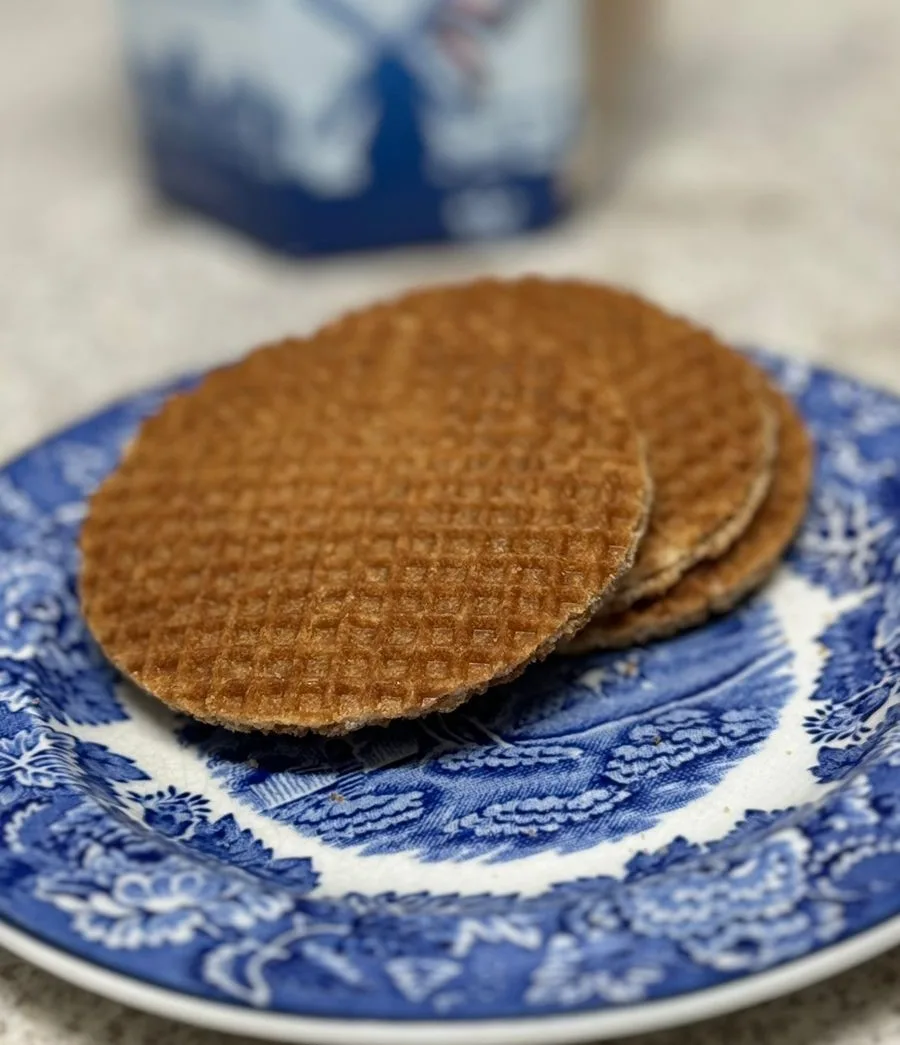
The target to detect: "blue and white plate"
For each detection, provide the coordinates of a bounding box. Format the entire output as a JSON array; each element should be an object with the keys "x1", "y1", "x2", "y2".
[{"x1": 1, "y1": 353, "x2": 899, "y2": 1045}]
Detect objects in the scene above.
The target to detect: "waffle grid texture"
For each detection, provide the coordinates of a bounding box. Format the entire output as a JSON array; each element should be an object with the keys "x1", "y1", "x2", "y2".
[
  {"x1": 562, "y1": 384, "x2": 812, "y2": 651},
  {"x1": 354, "y1": 279, "x2": 778, "y2": 610},
  {"x1": 81, "y1": 308, "x2": 650, "y2": 733}
]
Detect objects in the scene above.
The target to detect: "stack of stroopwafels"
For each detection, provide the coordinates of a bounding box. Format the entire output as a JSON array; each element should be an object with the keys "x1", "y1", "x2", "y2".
[{"x1": 80, "y1": 279, "x2": 812, "y2": 735}]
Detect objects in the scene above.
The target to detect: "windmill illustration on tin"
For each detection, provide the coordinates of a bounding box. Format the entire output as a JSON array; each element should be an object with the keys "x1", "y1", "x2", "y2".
[{"x1": 303, "y1": 0, "x2": 532, "y2": 194}]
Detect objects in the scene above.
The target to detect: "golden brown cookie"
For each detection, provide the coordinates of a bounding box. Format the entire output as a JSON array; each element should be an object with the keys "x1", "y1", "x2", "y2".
[
  {"x1": 344, "y1": 278, "x2": 778, "y2": 610},
  {"x1": 513, "y1": 279, "x2": 779, "y2": 607},
  {"x1": 560, "y1": 384, "x2": 812, "y2": 652},
  {"x1": 80, "y1": 309, "x2": 650, "y2": 734}
]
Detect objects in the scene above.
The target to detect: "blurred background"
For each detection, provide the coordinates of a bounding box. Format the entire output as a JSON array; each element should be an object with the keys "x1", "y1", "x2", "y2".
[
  {"x1": 1, "y1": 1, "x2": 900, "y2": 1040},
  {"x1": 3, "y1": 1, "x2": 899, "y2": 456}
]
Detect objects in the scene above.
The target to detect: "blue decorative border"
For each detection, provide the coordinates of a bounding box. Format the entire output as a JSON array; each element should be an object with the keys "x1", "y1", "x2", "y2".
[{"x1": 0, "y1": 355, "x2": 899, "y2": 1019}]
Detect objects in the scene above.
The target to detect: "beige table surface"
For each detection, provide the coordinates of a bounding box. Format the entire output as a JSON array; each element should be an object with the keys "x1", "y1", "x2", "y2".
[{"x1": 2, "y1": 1, "x2": 899, "y2": 1042}]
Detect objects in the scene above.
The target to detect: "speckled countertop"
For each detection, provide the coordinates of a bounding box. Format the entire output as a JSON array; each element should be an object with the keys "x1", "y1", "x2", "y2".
[{"x1": 2, "y1": 1, "x2": 899, "y2": 1043}]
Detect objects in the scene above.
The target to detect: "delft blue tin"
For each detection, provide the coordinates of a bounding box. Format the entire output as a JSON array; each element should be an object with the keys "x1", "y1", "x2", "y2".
[{"x1": 120, "y1": 0, "x2": 586, "y2": 254}]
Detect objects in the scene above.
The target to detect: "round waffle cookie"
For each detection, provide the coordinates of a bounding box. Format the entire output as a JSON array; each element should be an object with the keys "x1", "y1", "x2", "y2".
[
  {"x1": 560, "y1": 384, "x2": 812, "y2": 652},
  {"x1": 346, "y1": 278, "x2": 778, "y2": 610},
  {"x1": 81, "y1": 314, "x2": 650, "y2": 734}
]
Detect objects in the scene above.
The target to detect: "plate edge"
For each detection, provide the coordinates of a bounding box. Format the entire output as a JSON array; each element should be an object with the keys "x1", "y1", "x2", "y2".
[{"x1": 2, "y1": 912, "x2": 900, "y2": 1045}]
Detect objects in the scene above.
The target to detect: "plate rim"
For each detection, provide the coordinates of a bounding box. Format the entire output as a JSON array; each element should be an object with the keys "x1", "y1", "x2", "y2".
[{"x1": 3, "y1": 911, "x2": 900, "y2": 1044}]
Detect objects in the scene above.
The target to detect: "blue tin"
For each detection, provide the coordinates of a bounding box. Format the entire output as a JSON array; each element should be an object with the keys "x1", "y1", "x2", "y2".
[{"x1": 120, "y1": 0, "x2": 587, "y2": 254}]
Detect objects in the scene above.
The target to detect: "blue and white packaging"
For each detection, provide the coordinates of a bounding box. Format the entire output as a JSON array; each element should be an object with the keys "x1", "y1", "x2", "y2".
[{"x1": 120, "y1": 0, "x2": 586, "y2": 254}]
